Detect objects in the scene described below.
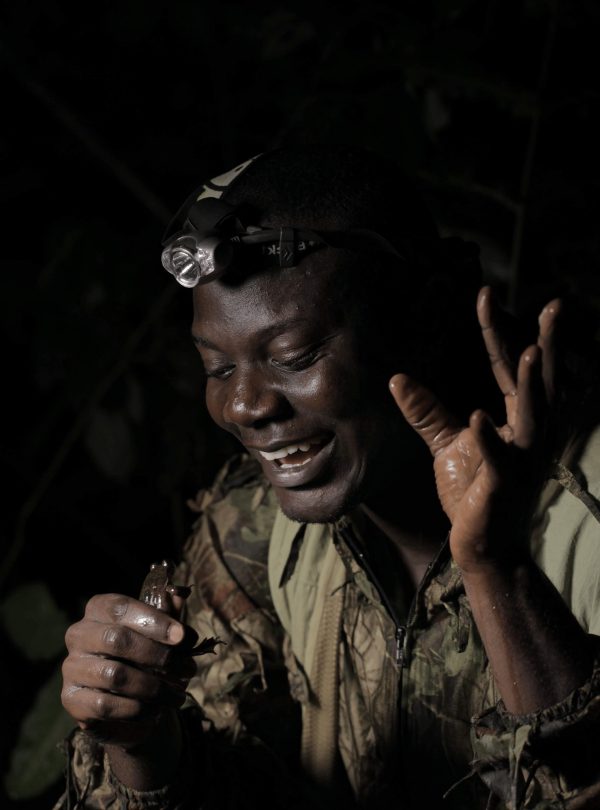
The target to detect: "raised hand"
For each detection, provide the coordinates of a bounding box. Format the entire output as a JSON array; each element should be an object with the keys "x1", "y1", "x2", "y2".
[{"x1": 389, "y1": 286, "x2": 561, "y2": 574}]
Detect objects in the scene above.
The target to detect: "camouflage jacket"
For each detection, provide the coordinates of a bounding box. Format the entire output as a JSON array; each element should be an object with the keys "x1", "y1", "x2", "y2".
[{"x1": 59, "y1": 429, "x2": 600, "y2": 810}]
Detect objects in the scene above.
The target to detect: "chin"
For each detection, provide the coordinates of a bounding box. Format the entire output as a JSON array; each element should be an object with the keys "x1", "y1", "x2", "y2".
[{"x1": 274, "y1": 482, "x2": 361, "y2": 525}]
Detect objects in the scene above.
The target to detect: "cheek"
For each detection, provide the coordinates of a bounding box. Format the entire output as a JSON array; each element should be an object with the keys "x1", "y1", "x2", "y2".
[
  {"x1": 202, "y1": 357, "x2": 373, "y2": 433},
  {"x1": 286, "y1": 359, "x2": 365, "y2": 419}
]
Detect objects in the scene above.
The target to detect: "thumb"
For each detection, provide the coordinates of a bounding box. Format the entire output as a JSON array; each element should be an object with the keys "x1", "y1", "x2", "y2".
[{"x1": 389, "y1": 373, "x2": 461, "y2": 456}]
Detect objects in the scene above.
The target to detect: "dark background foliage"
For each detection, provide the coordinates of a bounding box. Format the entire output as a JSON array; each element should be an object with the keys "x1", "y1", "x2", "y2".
[{"x1": 1, "y1": 0, "x2": 598, "y2": 806}]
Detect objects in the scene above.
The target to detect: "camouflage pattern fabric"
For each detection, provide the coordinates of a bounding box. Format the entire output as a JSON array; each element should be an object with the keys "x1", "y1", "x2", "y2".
[{"x1": 57, "y1": 453, "x2": 600, "y2": 809}]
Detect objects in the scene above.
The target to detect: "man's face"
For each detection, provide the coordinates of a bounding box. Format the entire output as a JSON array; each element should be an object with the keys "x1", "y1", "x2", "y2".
[{"x1": 191, "y1": 260, "x2": 403, "y2": 523}]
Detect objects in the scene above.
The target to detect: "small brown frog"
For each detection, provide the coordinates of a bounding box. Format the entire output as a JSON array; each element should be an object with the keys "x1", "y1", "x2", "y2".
[
  {"x1": 139, "y1": 559, "x2": 225, "y2": 656},
  {"x1": 139, "y1": 559, "x2": 179, "y2": 611}
]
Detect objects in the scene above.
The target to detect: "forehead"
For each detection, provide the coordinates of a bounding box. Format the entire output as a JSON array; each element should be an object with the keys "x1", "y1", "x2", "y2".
[{"x1": 191, "y1": 258, "x2": 348, "y2": 339}]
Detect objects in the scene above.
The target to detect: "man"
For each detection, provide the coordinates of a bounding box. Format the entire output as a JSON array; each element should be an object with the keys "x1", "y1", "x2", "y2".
[{"x1": 59, "y1": 146, "x2": 600, "y2": 809}]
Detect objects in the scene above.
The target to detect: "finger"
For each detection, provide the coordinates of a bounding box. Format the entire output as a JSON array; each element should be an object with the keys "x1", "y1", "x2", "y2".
[
  {"x1": 65, "y1": 619, "x2": 192, "y2": 673},
  {"x1": 537, "y1": 298, "x2": 561, "y2": 404},
  {"x1": 389, "y1": 373, "x2": 461, "y2": 456},
  {"x1": 514, "y1": 345, "x2": 545, "y2": 449},
  {"x1": 62, "y1": 683, "x2": 157, "y2": 726},
  {"x1": 477, "y1": 286, "x2": 517, "y2": 397},
  {"x1": 62, "y1": 656, "x2": 189, "y2": 708},
  {"x1": 83, "y1": 594, "x2": 194, "y2": 646},
  {"x1": 469, "y1": 410, "x2": 509, "y2": 478}
]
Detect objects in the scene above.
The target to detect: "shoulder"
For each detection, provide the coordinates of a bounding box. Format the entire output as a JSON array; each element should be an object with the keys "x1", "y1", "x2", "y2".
[
  {"x1": 545, "y1": 424, "x2": 600, "y2": 528},
  {"x1": 180, "y1": 459, "x2": 296, "y2": 742},
  {"x1": 575, "y1": 425, "x2": 600, "y2": 500},
  {"x1": 534, "y1": 425, "x2": 600, "y2": 633},
  {"x1": 182, "y1": 454, "x2": 280, "y2": 615}
]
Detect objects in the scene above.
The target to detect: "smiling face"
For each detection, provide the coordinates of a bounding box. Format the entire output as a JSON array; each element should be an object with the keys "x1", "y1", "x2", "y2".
[{"x1": 191, "y1": 256, "x2": 408, "y2": 523}]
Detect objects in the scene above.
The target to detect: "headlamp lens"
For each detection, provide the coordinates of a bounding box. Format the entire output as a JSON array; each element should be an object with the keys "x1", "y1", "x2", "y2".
[{"x1": 161, "y1": 235, "x2": 218, "y2": 288}]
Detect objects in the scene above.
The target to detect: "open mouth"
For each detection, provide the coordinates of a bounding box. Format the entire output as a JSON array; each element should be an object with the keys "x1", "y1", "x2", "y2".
[{"x1": 259, "y1": 437, "x2": 330, "y2": 469}]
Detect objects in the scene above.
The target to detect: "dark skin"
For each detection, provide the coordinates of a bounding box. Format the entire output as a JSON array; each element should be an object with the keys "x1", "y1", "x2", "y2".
[
  {"x1": 61, "y1": 258, "x2": 594, "y2": 791},
  {"x1": 194, "y1": 261, "x2": 443, "y2": 529},
  {"x1": 61, "y1": 590, "x2": 197, "y2": 788}
]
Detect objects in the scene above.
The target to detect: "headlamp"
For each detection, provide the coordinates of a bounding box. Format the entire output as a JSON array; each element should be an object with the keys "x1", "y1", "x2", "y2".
[
  {"x1": 161, "y1": 234, "x2": 235, "y2": 288},
  {"x1": 161, "y1": 196, "x2": 410, "y2": 290},
  {"x1": 160, "y1": 197, "x2": 330, "y2": 288},
  {"x1": 161, "y1": 155, "x2": 408, "y2": 289}
]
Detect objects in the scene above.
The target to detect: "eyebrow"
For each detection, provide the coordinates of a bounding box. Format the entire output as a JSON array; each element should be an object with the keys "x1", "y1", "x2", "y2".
[
  {"x1": 191, "y1": 317, "x2": 312, "y2": 350},
  {"x1": 191, "y1": 333, "x2": 218, "y2": 349}
]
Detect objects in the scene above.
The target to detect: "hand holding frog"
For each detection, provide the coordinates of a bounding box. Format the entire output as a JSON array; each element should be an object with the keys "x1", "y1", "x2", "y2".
[{"x1": 61, "y1": 560, "x2": 198, "y2": 754}]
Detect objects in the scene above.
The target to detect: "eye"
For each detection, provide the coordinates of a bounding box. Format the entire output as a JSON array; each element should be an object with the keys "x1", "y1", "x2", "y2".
[
  {"x1": 272, "y1": 346, "x2": 323, "y2": 372},
  {"x1": 204, "y1": 364, "x2": 235, "y2": 381}
]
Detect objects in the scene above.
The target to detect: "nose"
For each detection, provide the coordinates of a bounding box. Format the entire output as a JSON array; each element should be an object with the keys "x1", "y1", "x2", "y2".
[{"x1": 221, "y1": 366, "x2": 289, "y2": 429}]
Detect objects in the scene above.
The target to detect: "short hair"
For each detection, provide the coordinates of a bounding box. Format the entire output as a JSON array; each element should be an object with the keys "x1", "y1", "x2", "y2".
[{"x1": 223, "y1": 144, "x2": 439, "y2": 246}]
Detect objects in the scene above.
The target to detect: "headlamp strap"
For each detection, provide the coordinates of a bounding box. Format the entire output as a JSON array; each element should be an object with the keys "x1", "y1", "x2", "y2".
[
  {"x1": 279, "y1": 228, "x2": 296, "y2": 268},
  {"x1": 186, "y1": 198, "x2": 239, "y2": 237}
]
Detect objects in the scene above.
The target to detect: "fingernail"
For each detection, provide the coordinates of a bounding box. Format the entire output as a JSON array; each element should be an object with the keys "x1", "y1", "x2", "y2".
[
  {"x1": 168, "y1": 623, "x2": 185, "y2": 643},
  {"x1": 390, "y1": 374, "x2": 410, "y2": 390}
]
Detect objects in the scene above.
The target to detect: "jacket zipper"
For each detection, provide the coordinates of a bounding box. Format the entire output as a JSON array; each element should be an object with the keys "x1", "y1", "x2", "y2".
[
  {"x1": 395, "y1": 626, "x2": 406, "y2": 667},
  {"x1": 338, "y1": 525, "x2": 408, "y2": 666},
  {"x1": 338, "y1": 526, "x2": 450, "y2": 667}
]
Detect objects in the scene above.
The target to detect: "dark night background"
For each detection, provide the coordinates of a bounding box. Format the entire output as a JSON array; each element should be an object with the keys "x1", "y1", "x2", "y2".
[{"x1": 1, "y1": 1, "x2": 599, "y2": 806}]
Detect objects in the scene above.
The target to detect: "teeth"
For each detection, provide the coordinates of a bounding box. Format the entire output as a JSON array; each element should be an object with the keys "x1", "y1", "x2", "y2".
[
  {"x1": 259, "y1": 440, "x2": 319, "y2": 461},
  {"x1": 260, "y1": 445, "x2": 297, "y2": 461},
  {"x1": 280, "y1": 457, "x2": 312, "y2": 469}
]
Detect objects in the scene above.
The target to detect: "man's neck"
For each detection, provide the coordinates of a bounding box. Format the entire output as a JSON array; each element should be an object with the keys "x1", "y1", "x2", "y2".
[{"x1": 359, "y1": 503, "x2": 446, "y2": 589}]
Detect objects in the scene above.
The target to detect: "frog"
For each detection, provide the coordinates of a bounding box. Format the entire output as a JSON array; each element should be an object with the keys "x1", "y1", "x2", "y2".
[
  {"x1": 140, "y1": 559, "x2": 225, "y2": 655},
  {"x1": 139, "y1": 559, "x2": 179, "y2": 611}
]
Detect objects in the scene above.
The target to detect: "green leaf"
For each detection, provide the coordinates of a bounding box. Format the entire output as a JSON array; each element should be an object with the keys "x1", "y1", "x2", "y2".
[
  {"x1": 4, "y1": 666, "x2": 75, "y2": 800},
  {"x1": 0, "y1": 582, "x2": 69, "y2": 661}
]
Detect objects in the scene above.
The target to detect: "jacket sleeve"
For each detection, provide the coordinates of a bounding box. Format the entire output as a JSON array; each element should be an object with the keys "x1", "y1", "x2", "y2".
[
  {"x1": 470, "y1": 645, "x2": 600, "y2": 810},
  {"x1": 468, "y1": 431, "x2": 600, "y2": 810},
  {"x1": 56, "y1": 455, "x2": 307, "y2": 810}
]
